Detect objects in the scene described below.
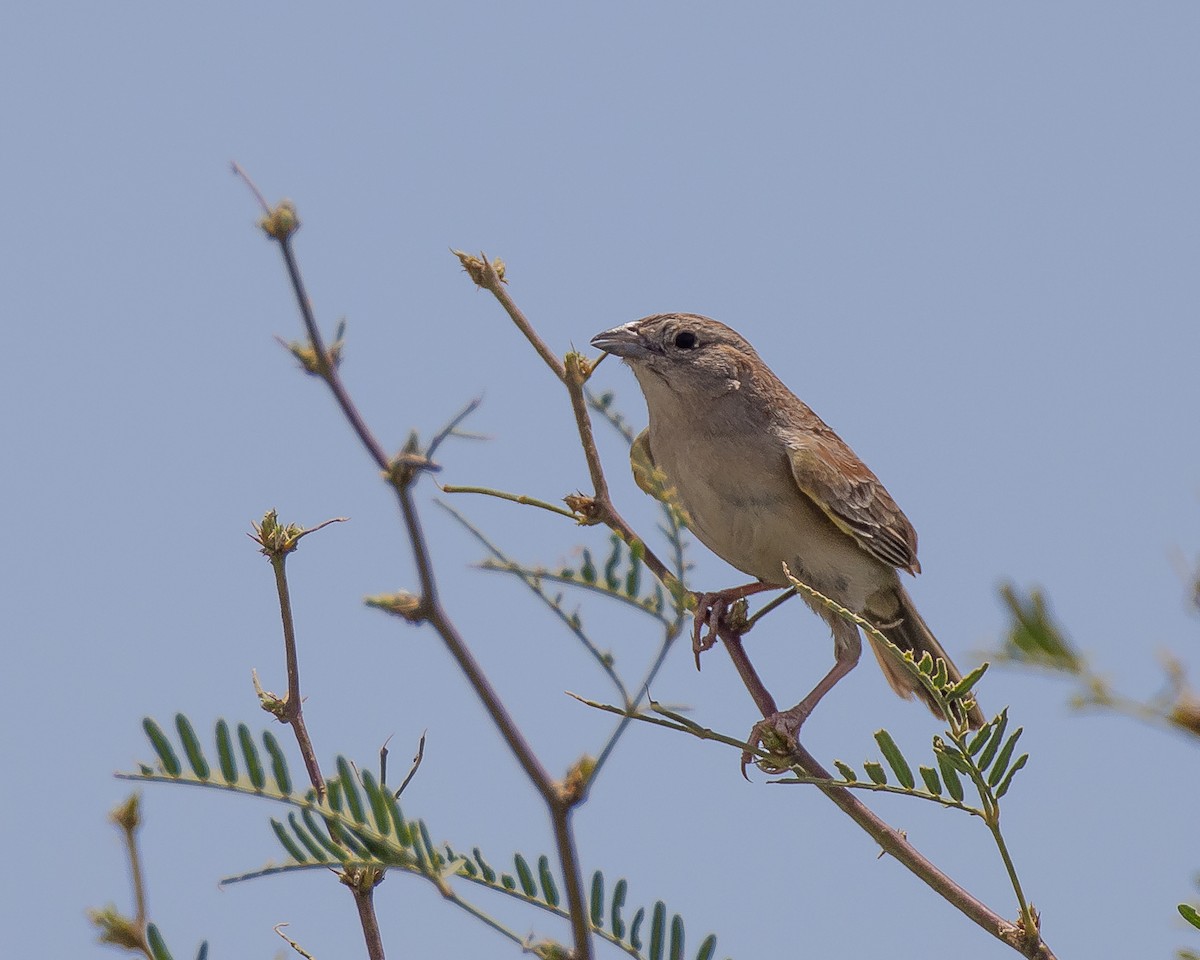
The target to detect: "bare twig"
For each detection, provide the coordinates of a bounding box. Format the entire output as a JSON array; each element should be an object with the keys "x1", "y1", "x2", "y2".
[
  {"x1": 477, "y1": 559, "x2": 674, "y2": 625},
  {"x1": 274, "y1": 923, "x2": 318, "y2": 960},
  {"x1": 564, "y1": 357, "x2": 686, "y2": 605},
  {"x1": 231, "y1": 161, "x2": 271, "y2": 215},
  {"x1": 249, "y1": 512, "x2": 346, "y2": 802},
  {"x1": 425, "y1": 397, "x2": 484, "y2": 461},
  {"x1": 585, "y1": 612, "x2": 684, "y2": 787},
  {"x1": 457, "y1": 251, "x2": 685, "y2": 610},
  {"x1": 440, "y1": 484, "x2": 581, "y2": 521},
  {"x1": 248, "y1": 192, "x2": 594, "y2": 959},
  {"x1": 120, "y1": 794, "x2": 151, "y2": 954},
  {"x1": 349, "y1": 876, "x2": 386, "y2": 960},
  {"x1": 454, "y1": 251, "x2": 565, "y2": 381},
  {"x1": 395, "y1": 731, "x2": 427, "y2": 799},
  {"x1": 268, "y1": 553, "x2": 326, "y2": 799},
  {"x1": 563, "y1": 354, "x2": 613, "y2": 506},
  {"x1": 437, "y1": 500, "x2": 632, "y2": 706},
  {"x1": 741, "y1": 587, "x2": 797, "y2": 632},
  {"x1": 278, "y1": 237, "x2": 394, "y2": 473}
]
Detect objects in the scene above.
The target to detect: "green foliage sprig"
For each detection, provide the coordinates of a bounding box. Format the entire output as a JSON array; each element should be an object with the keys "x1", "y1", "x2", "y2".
[{"x1": 120, "y1": 715, "x2": 729, "y2": 960}]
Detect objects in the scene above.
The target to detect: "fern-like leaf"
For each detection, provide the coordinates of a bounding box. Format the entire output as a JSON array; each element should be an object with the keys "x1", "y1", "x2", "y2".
[{"x1": 121, "y1": 715, "x2": 732, "y2": 960}]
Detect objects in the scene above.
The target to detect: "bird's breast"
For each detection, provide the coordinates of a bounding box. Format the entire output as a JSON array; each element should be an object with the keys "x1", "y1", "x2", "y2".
[{"x1": 648, "y1": 419, "x2": 889, "y2": 609}]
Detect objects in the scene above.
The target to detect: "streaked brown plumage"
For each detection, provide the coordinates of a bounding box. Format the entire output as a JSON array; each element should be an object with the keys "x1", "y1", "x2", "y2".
[{"x1": 591, "y1": 313, "x2": 984, "y2": 739}]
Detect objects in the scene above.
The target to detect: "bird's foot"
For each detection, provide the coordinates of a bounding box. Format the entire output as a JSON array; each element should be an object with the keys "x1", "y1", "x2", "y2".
[
  {"x1": 742, "y1": 703, "x2": 811, "y2": 775},
  {"x1": 689, "y1": 584, "x2": 763, "y2": 669},
  {"x1": 690, "y1": 591, "x2": 726, "y2": 667}
]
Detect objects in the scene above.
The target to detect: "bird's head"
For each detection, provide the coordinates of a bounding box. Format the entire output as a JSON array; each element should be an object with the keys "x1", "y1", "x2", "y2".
[{"x1": 590, "y1": 313, "x2": 763, "y2": 403}]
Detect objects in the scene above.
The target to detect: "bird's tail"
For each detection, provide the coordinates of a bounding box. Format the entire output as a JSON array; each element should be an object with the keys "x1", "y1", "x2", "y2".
[{"x1": 865, "y1": 584, "x2": 986, "y2": 729}]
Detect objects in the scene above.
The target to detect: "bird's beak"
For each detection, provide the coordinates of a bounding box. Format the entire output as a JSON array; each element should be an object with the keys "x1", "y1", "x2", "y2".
[{"x1": 590, "y1": 322, "x2": 651, "y2": 359}]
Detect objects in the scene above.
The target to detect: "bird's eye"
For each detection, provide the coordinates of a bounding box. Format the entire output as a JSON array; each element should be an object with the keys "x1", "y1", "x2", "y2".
[{"x1": 674, "y1": 331, "x2": 698, "y2": 349}]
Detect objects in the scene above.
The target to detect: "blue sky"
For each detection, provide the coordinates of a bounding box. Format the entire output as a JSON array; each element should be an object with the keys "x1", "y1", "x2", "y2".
[{"x1": 3, "y1": 4, "x2": 1199, "y2": 958}]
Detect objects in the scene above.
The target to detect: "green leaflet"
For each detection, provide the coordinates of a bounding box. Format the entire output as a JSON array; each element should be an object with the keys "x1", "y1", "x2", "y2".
[
  {"x1": 874, "y1": 729, "x2": 914, "y2": 790},
  {"x1": 142, "y1": 718, "x2": 180, "y2": 777}
]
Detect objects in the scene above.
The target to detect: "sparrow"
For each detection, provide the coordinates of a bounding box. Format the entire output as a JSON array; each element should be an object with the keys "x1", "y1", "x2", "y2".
[{"x1": 590, "y1": 313, "x2": 985, "y2": 745}]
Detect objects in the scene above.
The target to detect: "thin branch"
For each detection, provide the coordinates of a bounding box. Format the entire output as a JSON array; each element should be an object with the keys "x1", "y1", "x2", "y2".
[
  {"x1": 940, "y1": 718, "x2": 1038, "y2": 942},
  {"x1": 455, "y1": 251, "x2": 566, "y2": 381},
  {"x1": 425, "y1": 397, "x2": 484, "y2": 462},
  {"x1": 988, "y1": 818, "x2": 1035, "y2": 941},
  {"x1": 1073, "y1": 684, "x2": 1200, "y2": 742},
  {"x1": 440, "y1": 484, "x2": 581, "y2": 521},
  {"x1": 350, "y1": 879, "x2": 385, "y2": 960},
  {"x1": 586, "y1": 386, "x2": 637, "y2": 444},
  {"x1": 263, "y1": 258, "x2": 543, "y2": 765},
  {"x1": 586, "y1": 615, "x2": 685, "y2": 788},
  {"x1": 770, "y1": 773, "x2": 981, "y2": 814},
  {"x1": 279, "y1": 233, "x2": 392, "y2": 473},
  {"x1": 439, "y1": 889, "x2": 531, "y2": 949},
  {"x1": 231, "y1": 161, "x2": 271, "y2": 215},
  {"x1": 89, "y1": 795, "x2": 154, "y2": 958},
  {"x1": 568, "y1": 367, "x2": 686, "y2": 604},
  {"x1": 477, "y1": 560, "x2": 674, "y2": 625},
  {"x1": 547, "y1": 800, "x2": 592, "y2": 959},
  {"x1": 563, "y1": 354, "x2": 614, "y2": 507},
  {"x1": 461, "y1": 253, "x2": 685, "y2": 612},
  {"x1": 569, "y1": 693, "x2": 755, "y2": 752},
  {"x1": 576, "y1": 690, "x2": 1051, "y2": 958},
  {"x1": 274, "y1": 923, "x2": 318, "y2": 960},
  {"x1": 268, "y1": 554, "x2": 326, "y2": 800},
  {"x1": 399, "y1": 492, "x2": 557, "y2": 787},
  {"x1": 741, "y1": 587, "x2": 797, "y2": 632},
  {"x1": 780, "y1": 739, "x2": 1049, "y2": 955},
  {"x1": 584, "y1": 384, "x2": 693, "y2": 590},
  {"x1": 395, "y1": 731, "x2": 427, "y2": 799},
  {"x1": 437, "y1": 500, "x2": 631, "y2": 708},
  {"x1": 123, "y1": 814, "x2": 148, "y2": 928},
  {"x1": 247, "y1": 198, "x2": 594, "y2": 959},
  {"x1": 247, "y1": 507, "x2": 387, "y2": 956},
  {"x1": 711, "y1": 585, "x2": 1053, "y2": 958}
]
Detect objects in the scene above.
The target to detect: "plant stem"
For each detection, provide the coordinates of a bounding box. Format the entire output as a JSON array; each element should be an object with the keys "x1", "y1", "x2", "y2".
[
  {"x1": 437, "y1": 500, "x2": 632, "y2": 706},
  {"x1": 464, "y1": 254, "x2": 566, "y2": 381},
  {"x1": 270, "y1": 555, "x2": 325, "y2": 800},
  {"x1": 587, "y1": 618, "x2": 683, "y2": 786},
  {"x1": 549, "y1": 802, "x2": 592, "y2": 959},
  {"x1": 562, "y1": 362, "x2": 682, "y2": 601},
  {"x1": 441, "y1": 484, "x2": 580, "y2": 520},
  {"x1": 463, "y1": 252, "x2": 682, "y2": 606},
  {"x1": 278, "y1": 237, "x2": 392, "y2": 470},
  {"x1": 717, "y1": 628, "x2": 1054, "y2": 958},
  {"x1": 988, "y1": 819, "x2": 1039, "y2": 949},
  {"x1": 352, "y1": 881, "x2": 386, "y2": 960},
  {"x1": 123, "y1": 819, "x2": 148, "y2": 928},
  {"x1": 255, "y1": 215, "x2": 595, "y2": 959}
]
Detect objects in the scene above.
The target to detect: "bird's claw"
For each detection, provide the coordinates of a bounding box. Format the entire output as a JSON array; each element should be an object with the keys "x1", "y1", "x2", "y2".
[
  {"x1": 690, "y1": 592, "x2": 724, "y2": 668},
  {"x1": 690, "y1": 590, "x2": 755, "y2": 669},
  {"x1": 741, "y1": 705, "x2": 810, "y2": 776}
]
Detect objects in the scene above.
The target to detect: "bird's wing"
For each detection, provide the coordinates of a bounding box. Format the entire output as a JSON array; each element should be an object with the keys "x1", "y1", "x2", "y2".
[
  {"x1": 630, "y1": 428, "x2": 658, "y2": 497},
  {"x1": 785, "y1": 429, "x2": 921, "y2": 574},
  {"x1": 629, "y1": 429, "x2": 692, "y2": 527}
]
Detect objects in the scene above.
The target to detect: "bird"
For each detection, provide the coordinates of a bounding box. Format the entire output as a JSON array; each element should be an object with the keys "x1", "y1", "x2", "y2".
[{"x1": 590, "y1": 313, "x2": 985, "y2": 751}]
